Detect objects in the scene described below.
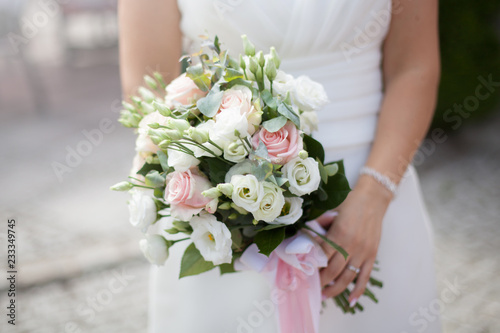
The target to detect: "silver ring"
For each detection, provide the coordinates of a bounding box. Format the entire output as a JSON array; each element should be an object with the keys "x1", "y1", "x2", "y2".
[{"x1": 347, "y1": 265, "x2": 360, "y2": 274}]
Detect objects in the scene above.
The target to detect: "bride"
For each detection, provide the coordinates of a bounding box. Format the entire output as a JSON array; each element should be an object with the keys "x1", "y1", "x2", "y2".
[{"x1": 118, "y1": 0, "x2": 442, "y2": 332}]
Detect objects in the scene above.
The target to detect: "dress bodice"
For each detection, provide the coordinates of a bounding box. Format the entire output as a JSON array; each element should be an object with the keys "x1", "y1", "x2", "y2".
[{"x1": 177, "y1": 0, "x2": 392, "y2": 182}]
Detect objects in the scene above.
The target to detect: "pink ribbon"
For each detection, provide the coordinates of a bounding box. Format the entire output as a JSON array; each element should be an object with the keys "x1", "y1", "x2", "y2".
[{"x1": 235, "y1": 222, "x2": 328, "y2": 333}]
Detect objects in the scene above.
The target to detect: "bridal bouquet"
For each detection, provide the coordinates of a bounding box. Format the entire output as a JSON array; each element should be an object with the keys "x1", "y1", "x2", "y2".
[{"x1": 112, "y1": 36, "x2": 381, "y2": 327}]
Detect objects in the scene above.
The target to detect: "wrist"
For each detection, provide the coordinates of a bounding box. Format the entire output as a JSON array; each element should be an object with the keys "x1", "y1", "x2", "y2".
[{"x1": 355, "y1": 174, "x2": 394, "y2": 203}]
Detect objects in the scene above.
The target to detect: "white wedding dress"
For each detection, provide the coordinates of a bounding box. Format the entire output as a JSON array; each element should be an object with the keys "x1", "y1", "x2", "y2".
[{"x1": 149, "y1": 1, "x2": 442, "y2": 332}]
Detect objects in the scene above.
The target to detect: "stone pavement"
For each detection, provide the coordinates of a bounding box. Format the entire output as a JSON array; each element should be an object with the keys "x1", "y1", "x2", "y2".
[{"x1": 1, "y1": 47, "x2": 499, "y2": 333}]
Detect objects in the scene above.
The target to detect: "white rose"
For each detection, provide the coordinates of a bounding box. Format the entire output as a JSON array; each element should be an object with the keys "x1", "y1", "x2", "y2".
[
  {"x1": 128, "y1": 190, "x2": 157, "y2": 231},
  {"x1": 139, "y1": 234, "x2": 169, "y2": 265},
  {"x1": 252, "y1": 181, "x2": 285, "y2": 223},
  {"x1": 275, "y1": 197, "x2": 304, "y2": 225},
  {"x1": 167, "y1": 148, "x2": 200, "y2": 172},
  {"x1": 291, "y1": 76, "x2": 329, "y2": 112},
  {"x1": 214, "y1": 107, "x2": 249, "y2": 146},
  {"x1": 223, "y1": 140, "x2": 249, "y2": 163},
  {"x1": 283, "y1": 157, "x2": 321, "y2": 196},
  {"x1": 272, "y1": 70, "x2": 295, "y2": 97},
  {"x1": 190, "y1": 213, "x2": 232, "y2": 265},
  {"x1": 299, "y1": 111, "x2": 319, "y2": 135},
  {"x1": 230, "y1": 174, "x2": 264, "y2": 212}
]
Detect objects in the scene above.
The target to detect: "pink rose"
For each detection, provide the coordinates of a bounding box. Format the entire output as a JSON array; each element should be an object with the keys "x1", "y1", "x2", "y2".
[
  {"x1": 218, "y1": 86, "x2": 261, "y2": 135},
  {"x1": 164, "y1": 168, "x2": 212, "y2": 220},
  {"x1": 165, "y1": 73, "x2": 206, "y2": 106},
  {"x1": 252, "y1": 121, "x2": 303, "y2": 164}
]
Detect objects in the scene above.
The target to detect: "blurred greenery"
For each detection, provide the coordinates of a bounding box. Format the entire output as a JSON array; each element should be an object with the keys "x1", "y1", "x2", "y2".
[{"x1": 435, "y1": 0, "x2": 500, "y2": 130}]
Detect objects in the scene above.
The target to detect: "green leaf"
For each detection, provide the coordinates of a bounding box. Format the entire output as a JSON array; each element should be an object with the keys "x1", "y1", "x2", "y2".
[
  {"x1": 145, "y1": 170, "x2": 166, "y2": 187},
  {"x1": 325, "y1": 159, "x2": 345, "y2": 175},
  {"x1": 313, "y1": 172, "x2": 351, "y2": 210},
  {"x1": 231, "y1": 229, "x2": 243, "y2": 250},
  {"x1": 224, "y1": 68, "x2": 244, "y2": 81},
  {"x1": 213, "y1": 35, "x2": 221, "y2": 54},
  {"x1": 317, "y1": 159, "x2": 328, "y2": 184},
  {"x1": 200, "y1": 157, "x2": 233, "y2": 185},
  {"x1": 277, "y1": 102, "x2": 300, "y2": 128},
  {"x1": 254, "y1": 227, "x2": 285, "y2": 256},
  {"x1": 303, "y1": 134, "x2": 325, "y2": 164},
  {"x1": 220, "y1": 78, "x2": 254, "y2": 90},
  {"x1": 179, "y1": 243, "x2": 215, "y2": 278},
  {"x1": 260, "y1": 223, "x2": 289, "y2": 231},
  {"x1": 261, "y1": 89, "x2": 277, "y2": 110},
  {"x1": 157, "y1": 150, "x2": 169, "y2": 172},
  {"x1": 262, "y1": 116, "x2": 287, "y2": 132},
  {"x1": 219, "y1": 262, "x2": 236, "y2": 275},
  {"x1": 186, "y1": 64, "x2": 211, "y2": 92},
  {"x1": 196, "y1": 85, "x2": 223, "y2": 117},
  {"x1": 137, "y1": 162, "x2": 163, "y2": 177}
]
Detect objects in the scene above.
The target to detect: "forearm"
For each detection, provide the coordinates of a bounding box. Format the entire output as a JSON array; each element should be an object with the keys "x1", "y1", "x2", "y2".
[
  {"x1": 118, "y1": 0, "x2": 182, "y2": 97},
  {"x1": 363, "y1": 67, "x2": 440, "y2": 188}
]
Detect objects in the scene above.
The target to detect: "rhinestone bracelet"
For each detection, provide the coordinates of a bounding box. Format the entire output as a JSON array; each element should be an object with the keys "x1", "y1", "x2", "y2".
[{"x1": 359, "y1": 166, "x2": 397, "y2": 196}]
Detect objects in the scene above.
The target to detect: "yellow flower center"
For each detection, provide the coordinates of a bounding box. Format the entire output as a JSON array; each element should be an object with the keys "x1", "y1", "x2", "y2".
[{"x1": 208, "y1": 233, "x2": 215, "y2": 241}]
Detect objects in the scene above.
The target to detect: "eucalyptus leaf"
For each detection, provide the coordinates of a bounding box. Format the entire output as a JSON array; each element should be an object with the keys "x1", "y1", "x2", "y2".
[
  {"x1": 186, "y1": 64, "x2": 211, "y2": 92},
  {"x1": 145, "y1": 170, "x2": 166, "y2": 188},
  {"x1": 224, "y1": 68, "x2": 244, "y2": 81},
  {"x1": 156, "y1": 150, "x2": 169, "y2": 172},
  {"x1": 196, "y1": 85, "x2": 223, "y2": 117},
  {"x1": 254, "y1": 227, "x2": 285, "y2": 256},
  {"x1": 261, "y1": 89, "x2": 277, "y2": 110},
  {"x1": 262, "y1": 116, "x2": 287, "y2": 132},
  {"x1": 277, "y1": 102, "x2": 300, "y2": 128},
  {"x1": 179, "y1": 243, "x2": 215, "y2": 278}
]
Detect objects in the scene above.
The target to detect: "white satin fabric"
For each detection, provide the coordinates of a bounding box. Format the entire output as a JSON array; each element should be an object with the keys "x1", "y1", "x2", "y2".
[{"x1": 149, "y1": 1, "x2": 442, "y2": 332}]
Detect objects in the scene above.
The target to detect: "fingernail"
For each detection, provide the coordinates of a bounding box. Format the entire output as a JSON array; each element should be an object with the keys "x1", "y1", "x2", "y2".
[
  {"x1": 349, "y1": 297, "x2": 358, "y2": 308},
  {"x1": 323, "y1": 211, "x2": 338, "y2": 218},
  {"x1": 322, "y1": 294, "x2": 327, "y2": 302}
]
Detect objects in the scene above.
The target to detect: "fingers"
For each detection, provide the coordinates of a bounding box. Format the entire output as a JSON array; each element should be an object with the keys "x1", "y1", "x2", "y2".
[
  {"x1": 320, "y1": 252, "x2": 348, "y2": 287},
  {"x1": 314, "y1": 210, "x2": 338, "y2": 228},
  {"x1": 321, "y1": 260, "x2": 363, "y2": 299},
  {"x1": 348, "y1": 260, "x2": 374, "y2": 305}
]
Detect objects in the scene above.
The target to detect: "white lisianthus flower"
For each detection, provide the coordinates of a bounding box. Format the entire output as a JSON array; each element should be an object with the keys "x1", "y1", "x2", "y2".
[
  {"x1": 167, "y1": 148, "x2": 200, "y2": 172},
  {"x1": 190, "y1": 213, "x2": 232, "y2": 265},
  {"x1": 128, "y1": 190, "x2": 157, "y2": 231},
  {"x1": 214, "y1": 107, "x2": 249, "y2": 145},
  {"x1": 275, "y1": 197, "x2": 304, "y2": 225},
  {"x1": 272, "y1": 70, "x2": 295, "y2": 97},
  {"x1": 282, "y1": 157, "x2": 321, "y2": 196},
  {"x1": 139, "y1": 234, "x2": 169, "y2": 265},
  {"x1": 299, "y1": 111, "x2": 319, "y2": 135},
  {"x1": 252, "y1": 181, "x2": 285, "y2": 223},
  {"x1": 291, "y1": 76, "x2": 329, "y2": 112},
  {"x1": 190, "y1": 120, "x2": 223, "y2": 158},
  {"x1": 230, "y1": 174, "x2": 264, "y2": 212},
  {"x1": 224, "y1": 140, "x2": 249, "y2": 163}
]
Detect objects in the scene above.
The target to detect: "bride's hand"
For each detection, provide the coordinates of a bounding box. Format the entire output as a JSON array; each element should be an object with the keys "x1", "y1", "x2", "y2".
[{"x1": 316, "y1": 175, "x2": 392, "y2": 306}]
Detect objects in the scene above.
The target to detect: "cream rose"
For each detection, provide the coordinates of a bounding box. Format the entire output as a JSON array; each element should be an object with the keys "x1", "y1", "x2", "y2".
[
  {"x1": 282, "y1": 157, "x2": 321, "y2": 196},
  {"x1": 164, "y1": 168, "x2": 212, "y2": 221},
  {"x1": 223, "y1": 140, "x2": 249, "y2": 163},
  {"x1": 219, "y1": 86, "x2": 261, "y2": 135},
  {"x1": 274, "y1": 197, "x2": 304, "y2": 225},
  {"x1": 252, "y1": 121, "x2": 303, "y2": 164},
  {"x1": 291, "y1": 76, "x2": 329, "y2": 112},
  {"x1": 139, "y1": 234, "x2": 169, "y2": 265},
  {"x1": 128, "y1": 190, "x2": 157, "y2": 231},
  {"x1": 167, "y1": 148, "x2": 200, "y2": 172},
  {"x1": 214, "y1": 107, "x2": 249, "y2": 145},
  {"x1": 230, "y1": 174, "x2": 264, "y2": 212},
  {"x1": 252, "y1": 181, "x2": 285, "y2": 223},
  {"x1": 165, "y1": 73, "x2": 206, "y2": 106},
  {"x1": 190, "y1": 213, "x2": 232, "y2": 265}
]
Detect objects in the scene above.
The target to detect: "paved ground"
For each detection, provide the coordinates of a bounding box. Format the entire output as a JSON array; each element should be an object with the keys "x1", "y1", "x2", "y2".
[{"x1": 1, "y1": 47, "x2": 499, "y2": 333}]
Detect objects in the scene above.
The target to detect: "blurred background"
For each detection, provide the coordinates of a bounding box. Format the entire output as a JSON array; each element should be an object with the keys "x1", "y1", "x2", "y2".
[{"x1": 0, "y1": 1, "x2": 499, "y2": 332}]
